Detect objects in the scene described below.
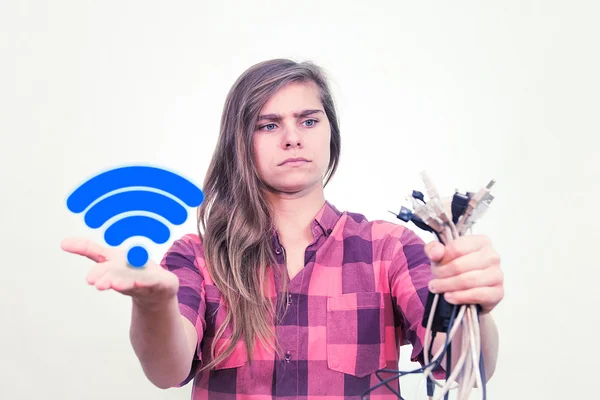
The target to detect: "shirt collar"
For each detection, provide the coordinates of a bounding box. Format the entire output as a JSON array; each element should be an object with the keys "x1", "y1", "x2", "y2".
[
  {"x1": 311, "y1": 200, "x2": 342, "y2": 238},
  {"x1": 270, "y1": 199, "x2": 342, "y2": 246}
]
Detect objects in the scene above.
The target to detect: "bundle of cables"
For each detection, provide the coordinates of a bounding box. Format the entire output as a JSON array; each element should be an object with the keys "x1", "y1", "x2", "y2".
[{"x1": 362, "y1": 171, "x2": 496, "y2": 400}]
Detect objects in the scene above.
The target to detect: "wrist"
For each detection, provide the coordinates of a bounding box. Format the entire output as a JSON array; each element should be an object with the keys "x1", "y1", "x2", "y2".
[{"x1": 132, "y1": 293, "x2": 178, "y2": 314}]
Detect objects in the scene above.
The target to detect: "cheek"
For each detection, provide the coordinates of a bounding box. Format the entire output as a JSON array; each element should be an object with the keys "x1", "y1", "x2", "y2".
[
  {"x1": 252, "y1": 135, "x2": 263, "y2": 159},
  {"x1": 253, "y1": 137, "x2": 272, "y2": 174},
  {"x1": 318, "y1": 130, "x2": 332, "y2": 165},
  {"x1": 252, "y1": 138, "x2": 264, "y2": 172}
]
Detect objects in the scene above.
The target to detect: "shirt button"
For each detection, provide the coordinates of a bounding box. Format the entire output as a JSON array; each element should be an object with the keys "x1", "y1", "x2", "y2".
[
  {"x1": 275, "y1": 247, "x2": 282, "y2": 255},
  {"x1": 287, "y1": 294, "x2": 292, "y2": 305},
  {"x1": 284, "y1": 351, "x2": 292, "y2": 362}
]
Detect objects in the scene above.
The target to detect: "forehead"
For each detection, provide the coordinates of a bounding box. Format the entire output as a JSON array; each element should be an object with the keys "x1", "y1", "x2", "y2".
[{"x1": 260, "y1": 81, "x2": 322, "y2": 113}]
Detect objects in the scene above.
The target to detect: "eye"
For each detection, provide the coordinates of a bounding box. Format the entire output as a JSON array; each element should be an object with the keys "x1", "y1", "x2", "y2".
[
  {"x1": 259, "y1": 123, "x2": 277, "y2": 131},
  {"x1": 302, "y1": 119, "x2": 318, "y2": 127}
]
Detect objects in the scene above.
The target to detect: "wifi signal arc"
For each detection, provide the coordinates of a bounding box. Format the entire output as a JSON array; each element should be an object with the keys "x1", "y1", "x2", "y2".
[
  {"x1": 83, "y1": 190, "x2": 188, "y2": 229},
  {"x1": 66, "y1": 165, "x2": 204, "y2": 268},
  {"x1": 66, "y1": 166, "x2": 203, "y2": 214},
  {"x1": 104, "y1": 215, "x2": 171, "y2": 247}
]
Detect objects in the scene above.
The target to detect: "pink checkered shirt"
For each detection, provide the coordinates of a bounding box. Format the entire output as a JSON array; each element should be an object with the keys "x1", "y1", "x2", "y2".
[{"x1": 160, "y1": 200, "x2": 444, "y2": 399}]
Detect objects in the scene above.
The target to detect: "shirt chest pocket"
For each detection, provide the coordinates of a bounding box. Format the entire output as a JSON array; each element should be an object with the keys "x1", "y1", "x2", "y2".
[
  {"x1": 326, "y1": 291, "x2": 386, "y2": 378},
  {"x1": 209, "y1": 337, "x2": 249, "y2": 370}
]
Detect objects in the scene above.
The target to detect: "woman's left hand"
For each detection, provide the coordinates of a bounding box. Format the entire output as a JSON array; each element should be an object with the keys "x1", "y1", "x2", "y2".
[{"x1": 424, "y1": 235, "x2": 504, "y2": 314}]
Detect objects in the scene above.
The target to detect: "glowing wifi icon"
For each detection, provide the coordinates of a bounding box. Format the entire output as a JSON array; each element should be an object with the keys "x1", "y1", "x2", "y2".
[{"x1": 66, "y1": 165, "x2": 204, "y2": 268}]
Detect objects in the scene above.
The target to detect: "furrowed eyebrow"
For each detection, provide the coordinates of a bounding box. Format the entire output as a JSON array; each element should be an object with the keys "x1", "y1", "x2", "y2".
[
  {"x1": 257, "y1": 113, "x2": 281, "y2": 122},
  {"x1": 295, "y1": 109, "x2": 324, "y2": 118},
  {"x1": 257, "y1": 109, "x2": 324, "y2": 122}
]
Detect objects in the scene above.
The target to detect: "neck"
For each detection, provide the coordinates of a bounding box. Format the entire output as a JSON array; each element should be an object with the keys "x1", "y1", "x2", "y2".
[{"x1": 265, "y1": 184, "x2": 326, "y2": 241}]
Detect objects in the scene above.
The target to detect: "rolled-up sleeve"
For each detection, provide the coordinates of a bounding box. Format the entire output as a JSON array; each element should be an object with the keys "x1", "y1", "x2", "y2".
[
  {"x1": 388, "y1": 227, "x2": 445, "y2": 378},
  {"x1": 159, "y1": 233, "x2": 206, "y2": 386}
]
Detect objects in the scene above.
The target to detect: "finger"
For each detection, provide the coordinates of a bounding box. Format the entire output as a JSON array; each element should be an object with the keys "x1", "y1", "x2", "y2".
[
  {"x1": 424, "y1": 241, "x2": 445, "y2": 263},
  {"x1": 86, "y1": 263, "x2": 111, "y2": 285},
  {"x1": 431, "y1": 248, "x2": 501, "y2": 279},
  {"x1": 110, "y1": 277, "x2": 135, "y2": 292},
  {"x1": 122, "y1": 283, "x2": 155, "y2": 299},
  {"x1": 61, "y1": 237, "x2": 109, "y2": 263},
  {"x1": 438, "y1": 235, "x2": 492, "y2": 265},
  {"x1": 107, "y1": 265, "x2": 154, "y2": 291},
  {"x1": 94, "y1": 272, "x2": 115, "y2": 290},
  {"x1": 429, "y1": 266, "x2": 503, "y2": 293},
  {"x1": 443, "y1": 285, "x2": 504, "y2": 310},
  {"x1": 133, "y1": 278, "x2": 159, "y2": 290}
]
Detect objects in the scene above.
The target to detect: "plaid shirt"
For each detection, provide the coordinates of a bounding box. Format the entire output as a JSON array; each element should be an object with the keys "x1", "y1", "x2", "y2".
[{"x1": 160, "y1": 201, "x2": 444, "y2": 399}]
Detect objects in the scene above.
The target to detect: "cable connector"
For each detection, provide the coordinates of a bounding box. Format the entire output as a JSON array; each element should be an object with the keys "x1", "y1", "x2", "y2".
[
  {"x1": 426, "y1": 376, "x2": 435, "y2": 398},
  {"x1": 412, "y1": 190, "x2": 426, "y2": 204},
  {"x1": 383, "y1": 173, "x2": 495, "y2": 400},
  {"x1": 451, "y1": 192, "x2": 471, "y2": 224},
  {"x1": 421, "y1": 171, "x2": 440, "y2": 200},
  {"x1": 422, "y1": 290, "x2": 455, "y2": 332},
  {"x1": 389, "y1": 207, "x2": 442, "y2": 235},
  {"x1": 413, "y1": 205, "x2": 444, "y2": 234},
  {"x1": 456, "y1": 180, "x2": 495, "y2": 235},
  {"x1": 390, "y1": 206, "x2": 413, "y2": 223}
]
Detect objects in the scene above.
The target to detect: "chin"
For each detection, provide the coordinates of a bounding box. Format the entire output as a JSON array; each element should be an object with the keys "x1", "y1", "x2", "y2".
[{"x1": 273, "y1": 179, "x2": 317, "y2": 194}]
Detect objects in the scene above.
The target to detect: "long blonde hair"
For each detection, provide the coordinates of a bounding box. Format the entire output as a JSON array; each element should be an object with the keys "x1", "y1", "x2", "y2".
[{"x1": 197, "y1": 59, "x2": 341, "y2": 370}]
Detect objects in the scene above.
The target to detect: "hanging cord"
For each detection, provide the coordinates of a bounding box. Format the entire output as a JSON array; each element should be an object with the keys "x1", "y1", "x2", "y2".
[{"x1": 365, "y1": 172, "x2": 495, "y2": 400}]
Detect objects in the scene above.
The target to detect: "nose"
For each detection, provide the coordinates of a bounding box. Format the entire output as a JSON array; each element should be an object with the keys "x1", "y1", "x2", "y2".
[{"x1": 282, "y1": 126, "x2": 302, "y2": 149}]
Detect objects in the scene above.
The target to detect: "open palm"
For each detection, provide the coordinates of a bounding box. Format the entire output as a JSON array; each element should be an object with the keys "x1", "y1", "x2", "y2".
[{"x1": 61, "y1": 237, "x2": 179, "y2": 309}]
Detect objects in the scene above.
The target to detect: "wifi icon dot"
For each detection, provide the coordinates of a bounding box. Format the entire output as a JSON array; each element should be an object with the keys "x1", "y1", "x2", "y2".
[{"x1": 66, "y1": 165, "x2": 204, "y2": 268}]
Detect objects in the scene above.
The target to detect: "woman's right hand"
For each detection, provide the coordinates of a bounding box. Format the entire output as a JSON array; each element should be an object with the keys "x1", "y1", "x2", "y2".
[{"x1": 61, "y1": 237, "x2": 179, "y2": 311}]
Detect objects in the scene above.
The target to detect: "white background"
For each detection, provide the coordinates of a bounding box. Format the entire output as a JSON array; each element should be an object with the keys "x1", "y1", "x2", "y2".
[{"x1": 1, "y1": 1, "x2": 599, "y2": 399}]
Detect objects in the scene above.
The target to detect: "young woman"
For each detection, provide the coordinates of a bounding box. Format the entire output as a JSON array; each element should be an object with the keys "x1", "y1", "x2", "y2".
[{"x1": 62, "y1": 59, "x2": 503, "y2": 399}]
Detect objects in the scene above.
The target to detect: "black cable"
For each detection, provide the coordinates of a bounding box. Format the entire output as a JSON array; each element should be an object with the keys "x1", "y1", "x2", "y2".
[
  {"x1": 362, "y1": 305, "x2": 458, "y2": 399},
  {"x1": 479, "y1": 348, "x2": 487, "y2": 400},
  {"x1": 478, "y1": 311, "x2": 487, "y2": 400},
  {"x1": 412, "y1": 190, "x2": 426, "y2": 204},
  {"x1": 389, "y1": 209, "x2": 443, "y2": 243},
  {"x1": 451, "y1": 192, "x2": 471, "y2": 224},
  {"x1": 426, "y1": 331, "x2": 437, "y2": 398},
  {"x1": 380, "y1": 185, "x2": 489, "y2": 399},
  {"x1": 445, "y1": 343, "x2": 451, "y2": 400},
  {"x1": 366, "y1": 306, "x2": 456, "y2": 398},
  {"x1": 373, "y1": 368, "x2": 404, "y2": 400}
]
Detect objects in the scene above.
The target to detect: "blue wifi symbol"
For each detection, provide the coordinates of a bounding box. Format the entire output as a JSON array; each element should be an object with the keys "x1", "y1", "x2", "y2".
[{"x1": 66, "y1": 165, "x2": 204, "y2": 268}]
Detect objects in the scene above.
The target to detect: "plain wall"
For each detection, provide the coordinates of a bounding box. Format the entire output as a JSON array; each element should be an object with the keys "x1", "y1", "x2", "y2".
[{"x1": 1, "y1": 1, "x2": 598, "y2": 399}]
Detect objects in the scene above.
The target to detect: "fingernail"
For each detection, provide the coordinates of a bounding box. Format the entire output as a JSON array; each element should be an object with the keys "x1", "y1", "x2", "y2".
[
  {"x1": 428, "y1": 282, "x2": 437, "y2": 293},
  {"x1": 425, "y1": 242, "x2": 442, "y2": 260}
]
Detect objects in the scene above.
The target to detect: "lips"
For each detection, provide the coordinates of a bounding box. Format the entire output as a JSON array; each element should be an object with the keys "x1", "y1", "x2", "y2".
[{"x1": 280, "y1": 157, "x2": 309, "y2": 165}]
